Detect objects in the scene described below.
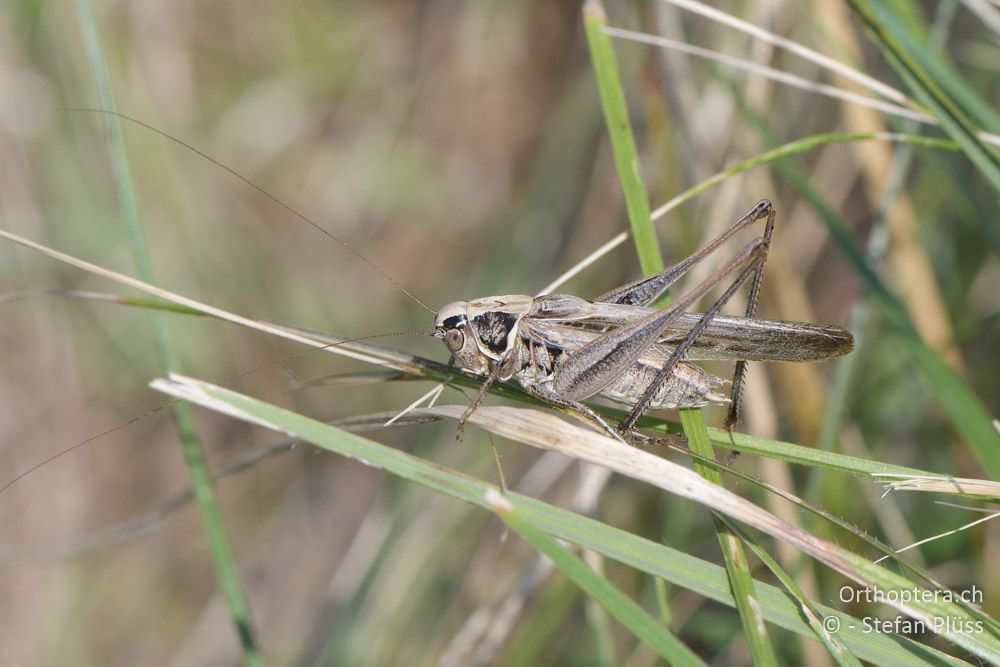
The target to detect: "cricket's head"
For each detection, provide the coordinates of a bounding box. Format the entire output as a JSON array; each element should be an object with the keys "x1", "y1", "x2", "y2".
[{"x1": 434, "y1": 301, "x2": 490, "y2": 375}]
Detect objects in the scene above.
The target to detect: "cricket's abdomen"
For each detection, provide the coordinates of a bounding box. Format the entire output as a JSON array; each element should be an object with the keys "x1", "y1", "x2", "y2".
[
  {"x1": 597, "y1": 359, "x2": 729, "y2": 409},
  {"x1": 514, "y1": 328, "x2": 729, "y2": 410}
]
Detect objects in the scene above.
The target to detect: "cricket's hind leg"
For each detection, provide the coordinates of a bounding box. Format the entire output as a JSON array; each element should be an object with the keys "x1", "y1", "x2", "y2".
[
  {"x1": 521, "y1": 383, "x2": 630, "y2": 446},
  {"x1": 725, "y1": 202, "x2": 775, "y2": 432},
  {"x1": 526, "y1": 379, "x2": 685, "y2": 448},
  {"x1": 617, "y1": 233, "x2": 773, "y2": 435},
  {"x1": 538, "y1": 200, "x2": 777, "y2": 442},
  {"x1": 596, "y1": 199, "x2": 775, "y2": 308},
  {"x1": 606, "y1": 201, "x2": 777, "y2": 437},
  {"x1": 626, "y1": 429, "x2": 689, "y2": 448}
]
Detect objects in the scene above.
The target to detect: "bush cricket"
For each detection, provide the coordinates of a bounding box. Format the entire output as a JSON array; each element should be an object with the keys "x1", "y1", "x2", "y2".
[
  {"x1": 433, "y1": 199, "x2": 854, "y2": 443},
  {"x1": 0, "y1": 113, "x2": 854, "y2": 488}
]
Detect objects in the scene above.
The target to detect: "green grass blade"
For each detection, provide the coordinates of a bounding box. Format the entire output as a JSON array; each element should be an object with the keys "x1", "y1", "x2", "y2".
[
  {"x1": 772, "y1": 163, "x2": 1000, "y2": 479},
  {"x1": 498, "y1": 581, "x2": 581, "y2": 665},
  {"x1": 0, "y1": 289, "x2": 210, "y2": 316},
  {"x1": 714, "y1": 427, "x2": 972, "y2": 485},
  {"x1": 586, "y1": 594, "x2": 616, "y2": 667},
  {"x1": 651, "y1": 132, "x2": 959, "y2": 218},
  {"x1": 584, "y1": 0, "x2": 663, "y2": 275},
  {"x1": 586, "y1": 2, "x2": 779, "y2": 658},
  {"x1": 497, "y1": 501, "x2": 706, "y2": 665},
  {"x1": 723, "y1": 519, "x2": 863, "y2": 667},
  {"x1": 682, "y1": 409, "x2": 778, "y2": 666},
  {"x1": 1, "y1": 225, "x2": 983, "y2": 495},
  {"x1": 871, "y1": 0, "x2": 1000, "y2": 131},
  {"x1": 718, "y1": 95, "x2": 1000, "y2": 479},
  {"x1": 74, "y1": 2, "x2": 261, "y2": 663},
  {"x1": 152, "y1": 374, "x2": 990, "y2": 666},
  {"x1": 847, "y1": 0, "x2": 1000, "y2": 196},
  {"x1": 3, "y1": 225, "x2": 990, "y2": 491}
]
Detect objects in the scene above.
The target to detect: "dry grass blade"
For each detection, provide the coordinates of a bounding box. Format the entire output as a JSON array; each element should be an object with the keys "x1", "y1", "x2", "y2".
[
  {"x1": 875, "y1": 474, "x2": 1000, "y2": 499},
  {"x1": 661, "y1": 0, "x2": 911, "y2": 104},
  {"x1": 418, "y1": 404, "x2": 847, "y2": 560},
  {"x1": 873, "y1": 508, "x2": 1000, "y2": 565},
  {"x1": 150, "y1": 375, "x2": 1000, "y2": 663},
  {"x1": 602, "y1": 26, "x2": 938, "y2": 127},
  {"x1": 410, "y1": 405, "x2": 1000, "y2": 661},
  {"x1": 0, "y1": 227, "x2": 411, "y2": 371},
  {"x1": 5, "y1": 2, "x2": 997, "y2": 663}
]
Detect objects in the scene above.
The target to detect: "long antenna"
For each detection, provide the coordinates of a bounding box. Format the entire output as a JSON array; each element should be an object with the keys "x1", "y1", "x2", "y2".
[
  {"x1": 67, "y1": 107, "x2": 436, "y2": 314},
  {"x1": 0, "y1": 329, "x2": 434, "y2": 496}
]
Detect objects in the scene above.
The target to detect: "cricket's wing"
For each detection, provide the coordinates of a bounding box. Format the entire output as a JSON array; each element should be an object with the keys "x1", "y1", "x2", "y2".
[
  {"x1": 521, "y1": 318, "x2": 678, "y2": 367},
  {"x1": 523, "y1": 309, "x2": 853, "y2": 363},
  {"x1": 659, "y1": 313, "x2": 855, "y2": 362}
]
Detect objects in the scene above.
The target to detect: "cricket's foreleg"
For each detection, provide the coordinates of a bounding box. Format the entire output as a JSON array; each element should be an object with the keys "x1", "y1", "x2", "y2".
[
  {"x1": 596, "y1": 199, "x2": 774, "y2": 307},
  {"x1": 618, "y1": 242, "x2": 768, "y2": 433},
  {"x1": 456, "y1": 365, "x2": 501, "y2": 440}
]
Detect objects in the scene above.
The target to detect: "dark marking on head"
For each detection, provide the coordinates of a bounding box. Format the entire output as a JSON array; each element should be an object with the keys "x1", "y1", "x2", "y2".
[{"x1": 442, "y1": 315, "x2": 465, "y2": 330}]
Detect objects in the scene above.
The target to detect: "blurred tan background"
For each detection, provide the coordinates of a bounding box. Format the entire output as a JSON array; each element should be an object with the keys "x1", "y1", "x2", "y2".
[{"x1": 0, "y1": 0, "x2": 996, "y2": 664}]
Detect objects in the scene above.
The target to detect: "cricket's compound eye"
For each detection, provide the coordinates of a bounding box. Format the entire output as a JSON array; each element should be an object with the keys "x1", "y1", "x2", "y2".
[
  {"x1": 444, "y1": 328, "x2": 465, "y2": 353},
  {"x1": 435, "y1": 301, "x2": 468, "y2": 354}
]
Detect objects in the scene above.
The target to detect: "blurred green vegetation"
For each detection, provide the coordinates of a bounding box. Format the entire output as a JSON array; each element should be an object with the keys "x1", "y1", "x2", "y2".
[{"x1": 0, "y1": 0, "x2": 997, "y2": 664}]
